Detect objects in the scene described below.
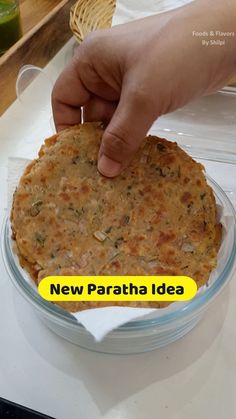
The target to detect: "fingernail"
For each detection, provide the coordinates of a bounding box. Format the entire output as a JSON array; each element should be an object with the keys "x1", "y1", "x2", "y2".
[{"x1": 98, "y1": 155, "x2": 121, "y2": 177}]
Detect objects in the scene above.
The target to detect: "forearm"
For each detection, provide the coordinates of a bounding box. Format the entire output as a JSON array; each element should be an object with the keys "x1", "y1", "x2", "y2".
[
  {"x1": 175, "y1": 0, "x2": 236, "y2": 90},
  {"x1": 127, "y1": 0, "x2": 236, "y2": 100}
]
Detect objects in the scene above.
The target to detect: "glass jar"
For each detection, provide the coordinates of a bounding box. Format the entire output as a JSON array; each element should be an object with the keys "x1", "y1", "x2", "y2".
[{"x1": 0, "y1": 0, "x2": 22, "y2": 56}]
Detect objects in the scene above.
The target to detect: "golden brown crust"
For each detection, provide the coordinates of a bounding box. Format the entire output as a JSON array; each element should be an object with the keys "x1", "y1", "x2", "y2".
[{"x1": 11, "y1": 123, "x2": 221, "y2": 312}]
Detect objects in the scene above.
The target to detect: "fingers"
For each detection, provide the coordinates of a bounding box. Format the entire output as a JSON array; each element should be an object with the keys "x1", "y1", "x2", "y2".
[
  {"x1": 83, "y1": 96, "x2": 118, "y2": 124},
  {"x1": 51, "y1": 58, "x2": 91, "y2": 131},
  {"x1": 97, "y1": 84, "x2": 156, "y2": 177}
]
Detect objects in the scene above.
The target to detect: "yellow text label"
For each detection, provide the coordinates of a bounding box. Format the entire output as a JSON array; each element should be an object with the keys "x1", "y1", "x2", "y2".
[{"x1": 38, "y1": 276, "x2": 197, "y2": 302}]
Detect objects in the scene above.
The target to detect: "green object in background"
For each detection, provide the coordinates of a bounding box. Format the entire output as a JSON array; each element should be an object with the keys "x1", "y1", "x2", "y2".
[{"x1": 0, "y1": 0, "x2": 22, "y2": 56}]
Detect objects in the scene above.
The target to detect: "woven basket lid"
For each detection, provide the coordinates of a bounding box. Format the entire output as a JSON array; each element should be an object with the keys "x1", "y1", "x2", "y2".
[{"x1": 70, "y1": 0, "x2": 116, "y2": 43}]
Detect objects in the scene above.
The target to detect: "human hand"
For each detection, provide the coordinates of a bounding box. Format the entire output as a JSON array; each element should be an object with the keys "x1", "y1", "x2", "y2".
[{"x1": 52, "y1": 0, "x2": 236, "y2": 177}]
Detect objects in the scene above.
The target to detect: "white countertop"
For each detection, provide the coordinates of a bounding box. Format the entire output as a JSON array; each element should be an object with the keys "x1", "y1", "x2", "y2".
[{"x1": 1, "y1": 1, "x2": 236, "y2": 418}]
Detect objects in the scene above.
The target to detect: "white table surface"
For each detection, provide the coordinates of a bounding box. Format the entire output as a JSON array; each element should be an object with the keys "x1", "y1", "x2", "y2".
[{"x1": 1, "y1": 1, "x2": 236, "y2": 418}]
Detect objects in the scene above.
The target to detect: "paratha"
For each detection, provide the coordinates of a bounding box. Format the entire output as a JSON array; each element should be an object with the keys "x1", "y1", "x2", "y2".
[{"x1": 11, "y1": 122, "x2": 221, "y2": 312}]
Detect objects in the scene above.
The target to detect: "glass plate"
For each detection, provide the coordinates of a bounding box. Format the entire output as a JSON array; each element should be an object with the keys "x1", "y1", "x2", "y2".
[{"x1": 150, "y1": 87, "x2": 236, "y2": 164}]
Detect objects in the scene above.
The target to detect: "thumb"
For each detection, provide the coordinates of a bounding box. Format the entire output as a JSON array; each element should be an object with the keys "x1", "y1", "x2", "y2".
[{"x1": 97, "y1": 86, "x2": 156, "y2": 177}]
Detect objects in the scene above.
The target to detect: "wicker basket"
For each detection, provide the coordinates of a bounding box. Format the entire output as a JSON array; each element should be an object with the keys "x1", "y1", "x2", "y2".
[{"x1": 70, "y1": 0, "x2": 116, "y2": 43}]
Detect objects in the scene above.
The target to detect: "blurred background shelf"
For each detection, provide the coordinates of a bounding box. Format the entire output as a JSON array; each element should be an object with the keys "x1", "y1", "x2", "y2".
[
  {"x1": 20, "y1": 0, "x2": 63, "y2": 35},
  {"x1": 0, "y1": 0, "x2": 74, "y2": 116}
]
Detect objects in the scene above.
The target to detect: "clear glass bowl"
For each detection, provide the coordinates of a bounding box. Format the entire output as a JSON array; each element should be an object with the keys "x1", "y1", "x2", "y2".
[{"x1": 2, "y1": 176, "x2": 236, "y2": 354}]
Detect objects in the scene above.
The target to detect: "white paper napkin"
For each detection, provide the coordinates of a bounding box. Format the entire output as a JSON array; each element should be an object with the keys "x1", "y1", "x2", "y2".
[{"x1": 112, "y1": 0, "x2": 193, "y2": 25}]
